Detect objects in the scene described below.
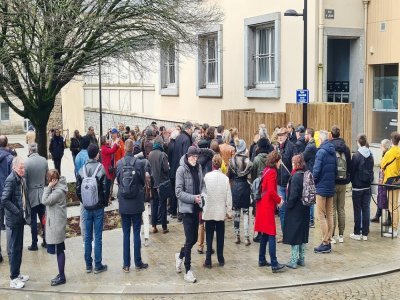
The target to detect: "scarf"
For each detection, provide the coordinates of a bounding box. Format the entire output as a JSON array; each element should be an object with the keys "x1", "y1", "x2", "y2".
[
  {"x1": 291, "y1": 167, "x2": 304, "y2": 176},
  {"x1": 152, "y1": 143, "x2": 164, "y2": 152}
]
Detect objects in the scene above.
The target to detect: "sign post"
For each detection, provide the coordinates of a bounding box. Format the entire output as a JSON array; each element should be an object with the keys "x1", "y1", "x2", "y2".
[{"x1": 296, "y1": 89, "x2": 309, "y2": 104}]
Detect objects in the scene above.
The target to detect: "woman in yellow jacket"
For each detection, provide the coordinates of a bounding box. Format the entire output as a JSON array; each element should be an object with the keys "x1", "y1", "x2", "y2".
[{"x1": 380, "y1": 132, "x2": 400, "y2": 237}]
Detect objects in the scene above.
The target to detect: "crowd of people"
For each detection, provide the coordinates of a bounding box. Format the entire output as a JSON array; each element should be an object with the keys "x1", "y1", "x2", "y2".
[{"x1": 0, "y1": 118, "x2": 397, "y2": 288}]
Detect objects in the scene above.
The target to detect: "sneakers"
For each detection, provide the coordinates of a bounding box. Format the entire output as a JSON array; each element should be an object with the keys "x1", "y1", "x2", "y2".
[
  {"x1": 175, "y1": 253, "x2": 183, "y2": 273},
  {"x1": 330, "y1": 237, "x2": 337, "y2": 244},
  {"x1": 349, "y1": 233, "x2": 361, "y2": 241},
  {"x1": 362, "y1": 235, "x2": 368, "y2": 241},
  {"x1": 86, "y1": 265, "x2": 93, "y2": 273},
  {"x1": 338, "y1": 235, "x2": 344, "y2": 243},
  {"x1": 28, "y1": 244, "x2": 38, "y2": 251},
  {"x1": 135, "y1": 263, "x2": 149, "y2": 271},
  {"x1": 94, "y1": 264, "x2": 108, "y2": 274},
  {"x1": 244, "y1": 238, "x2": 251, "y2": 246},
  {"x1": 51, "y1": 274, "x2": 66, "y2": 286},
  {"x1": 258, "y1": 261, "x2": 272, "y2": 267},
  {"x1": 18, "y1": 274, "x2": 29, "y2": 282},
  {"x1": 122, "y1": 266, "x2": 130, "y2": 273},
  {"x1": 184, "y1": 270, "x2": 197, "y2": 283},
  {"x1": 271, "y1": 263, "x2": 286, "y2": 273},
  {"x1": 314, "y1": 243, "x2": 331, "y2": 254},
  {"x1": 286, "y1": 261, "x2": 297, "y2": 269},
  {"x1": 10, "y1": 278, "x2": 24, "y2": 289},
  {"x1": 384, "y1": 231, "x2": 398, "y2": 238}
]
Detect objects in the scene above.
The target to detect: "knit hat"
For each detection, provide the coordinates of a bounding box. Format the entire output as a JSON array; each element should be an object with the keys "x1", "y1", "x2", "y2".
[
  {"x1": 236, "y1": 139, "x2": 246, "y2": 154},
  {"x1": 187, "y1": 146, "x2": 198, "y2": 157},
  {"x1": 257, "y1": 137, "x2": 268, "y2": 150},
  {"x1": 87, "y1": 144, "x2": 99, "y2": 159}
]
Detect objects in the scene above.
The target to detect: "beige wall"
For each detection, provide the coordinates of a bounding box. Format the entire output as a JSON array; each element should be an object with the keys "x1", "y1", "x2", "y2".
[
  {"x1": 152, "y1": 0, "x2": 364, "y2": 125},
  {"x1": 61, "y1": 78, "x2": 85, "y2": 135}
]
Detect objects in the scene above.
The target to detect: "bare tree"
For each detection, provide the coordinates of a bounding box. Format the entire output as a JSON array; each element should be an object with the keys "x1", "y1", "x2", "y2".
[{"x1": 0, "y1": 0, "x2": 222, "y2": 157}]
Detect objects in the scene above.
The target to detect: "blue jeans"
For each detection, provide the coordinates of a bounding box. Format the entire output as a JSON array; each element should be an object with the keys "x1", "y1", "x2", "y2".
[
  {"x1": 84, "y1": 208, "x2": 104, "y2": 269},
  {"x1": 278, "y1": 185, "x2": 287, "y2": 233},
  {"x1": 310, "y1": 204, "x2": 315, "y2": 224},
  {"x1": 259, "y1": 233, "x2": 278, "y2": 267},
  {"x1": 121, "y1": 213, "x2": 143, "y2": 268}
]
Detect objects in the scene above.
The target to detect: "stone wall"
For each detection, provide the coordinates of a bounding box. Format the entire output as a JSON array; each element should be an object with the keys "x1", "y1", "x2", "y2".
[{"x1": 84, "y1": 108, "x2": 186, "y2": 135}]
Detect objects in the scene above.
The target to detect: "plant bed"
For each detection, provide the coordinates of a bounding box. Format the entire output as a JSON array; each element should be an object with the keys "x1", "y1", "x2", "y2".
[
  {"x1": 66, "y1": 182, "x2": 80, "y2": 207},
  {"x1": 66, "y1": 209, "x2": 121, "y2": 238}
]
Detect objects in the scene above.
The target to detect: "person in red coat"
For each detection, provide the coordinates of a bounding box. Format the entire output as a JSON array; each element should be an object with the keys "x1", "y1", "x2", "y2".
[
  {"x1": 254, "y1": 150, "x2": 286, "y2": 273},
  {"x1": 100, "y1": 136, "x2": 119, "y2": 201}
]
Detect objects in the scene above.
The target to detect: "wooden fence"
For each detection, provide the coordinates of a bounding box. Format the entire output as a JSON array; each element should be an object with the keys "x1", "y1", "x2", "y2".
[{"x1": 221, "y1": 103, "x2": 352, "y2": 149}]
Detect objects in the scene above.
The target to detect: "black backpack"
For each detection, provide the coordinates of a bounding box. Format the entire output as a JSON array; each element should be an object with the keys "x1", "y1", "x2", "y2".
[
  {"x1": 358, "y1": 154, "x2": 374, "y2": 184},
  {"x1": 119, "y1": 157, "x2": 143, "y2": 198}
]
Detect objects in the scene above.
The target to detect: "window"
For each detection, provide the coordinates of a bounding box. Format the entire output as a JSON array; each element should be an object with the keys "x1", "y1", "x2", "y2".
[
  {"x1": 196, "y1": 25, "x2": 223, "y2": 97},
  {"x1": 244, "y1": 13, "x2": 280, "y2": 98},
  {"x1": 0, "y1": 103, "x2": 9, "y2": 121},
  {"x1": 371, "y1": 64, "x2": 398, "y2": 143},
  {"x1": 160, "y1": 45, "x2": 179, "y2": 96}
]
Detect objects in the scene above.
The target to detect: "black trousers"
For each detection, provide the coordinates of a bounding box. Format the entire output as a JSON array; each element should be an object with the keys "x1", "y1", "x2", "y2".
[
  {"x1": 31, "y1": 204, "x2": 46, "y2": 245},
  {"x1": 9, "y1": 224, "x2": 24, "y2": 280},
  {"x1": 151, "y1": 190, "x2": 167, "y2": 229},
  {"x1": 205, "y1": 220, "x2": 225, "y2": 264},
  {"x1": 169, "y1": 178, "x2": 178, "y2": 216},
  {"x1": 179, "y1": 213, "x2": 199, "y2": 272},
  {"x1": 53, "y1": 158, "x2": 62, "y2": 175},
  {"x1": 352, "y1": 189, "x2": 371, "y2": 236}
]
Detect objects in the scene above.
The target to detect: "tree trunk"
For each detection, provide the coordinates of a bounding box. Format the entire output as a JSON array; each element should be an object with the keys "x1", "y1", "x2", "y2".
[{"x1": 36, "y1": 123, "x2": 48, "y2": 159}]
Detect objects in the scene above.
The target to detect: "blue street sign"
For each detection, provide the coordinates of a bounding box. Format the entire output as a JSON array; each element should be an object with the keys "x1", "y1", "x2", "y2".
[{"x1": 296, "y1": 89, "x2": 309, "y2": 104}]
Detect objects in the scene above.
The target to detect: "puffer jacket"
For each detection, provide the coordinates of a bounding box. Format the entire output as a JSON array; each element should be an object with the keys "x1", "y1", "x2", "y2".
[
  {"x1": 331, "y1": 138, "x2": 351, "y2": 185},
  {"x1": 42, "y1": 176, "x2": 68, "y2": 244},
  {"x1": 295, "y1": 136, "x2": 307, "y2": 153},
  {"x1": 381, "y1": 145, "x2": 400, "y2": 183},
  {"x1": 313, "y1": 140, "x2": 337, "y2": 197},
  {"x1": 277, "y1": 139, "x2": 297, "y2": 187},
  {"x1": 76, "y1": 159, "x2": 108, "y2": 209},
  {"x1": 1, "y1": 171, "x2": 31, "y2": 228},
  {"x1": 175, "y1": 155, "x2": 204, "y2": 214}
]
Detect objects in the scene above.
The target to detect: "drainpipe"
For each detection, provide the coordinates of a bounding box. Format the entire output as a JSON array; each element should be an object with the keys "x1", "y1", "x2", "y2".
[
  {"x1": 363, "y1": 0, "x2": 370, "y2": 133},
  {"x1": 317, "y1": 0, "x2": 324, "y2": 102}
]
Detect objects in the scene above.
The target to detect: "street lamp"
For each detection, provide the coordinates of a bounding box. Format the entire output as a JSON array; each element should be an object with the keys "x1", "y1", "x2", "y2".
[{"x1": 284, "y1": 0, "x2": 308, "y2": 128}]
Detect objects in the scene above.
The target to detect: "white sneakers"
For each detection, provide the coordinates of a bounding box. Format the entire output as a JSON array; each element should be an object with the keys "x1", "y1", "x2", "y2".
[
  {"x1": 184, "y1": 270, "x2": 197, "y2": 283},
  {"x1": 332, "y1": 235, "x2": 344, "y2": 243},
  {"x1": 349, "y1": 233, "x2": 361, "y2": 241},
  {"x1": 10, "y1": 274, "x2": 29, "y2": 289},
  {"x1": 338, "y1": 235, "x2": 344, "y2": 243},
  {"x1": 362, "y1": 235, "x2": 368, "y2": 241},
  {"x1": 331, "y1": 237, "x2": 337, "y2": 244},
  {"x1": 175, "y1": 253, "x2": 183, "y2": 273}
]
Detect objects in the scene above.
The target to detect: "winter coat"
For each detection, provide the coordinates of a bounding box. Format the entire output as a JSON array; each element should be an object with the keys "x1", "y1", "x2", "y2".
[
  {"x1": 228, "y1": 153, "x2": 253, "y2": 209},
  {"x1": 350, "y1": 147, "x2": 374, "y2": 189},
  {"x1": 313, "y1": 140, "x2": 337, "y2": 197},
  {"x1": 219, "y1": 143, "x2": 235, "y2": 166},
  {"x1": 116, "y1": 153, "x2": 146, "y2": 215},
  {"x1": 254, "y1": 167, "x2": 281, "y2": 235},
  {"x1": 101, "y1": 144, "x2": 118, "y2": 180},
  {"x1": 198, "y1": 147, "x2": 214, "y2": 175},
  {"x1": 75, "y1": 149, "x2": 89, "y2": 173},
  {"x1": 76, "y1": 159, "x2": 108, "y2": 209},
  {"x1": 148, "y1": 148, "x2": 169, "y2": 188},
  {"x1": 142, "y1": 136, "x2": 155, "y2": 159},
  {"x1": 283, "y1": 170, "x2": 310, "y2": 245},
  {"x1": 303, "y1": 139, "x2": 317, "y2": 172},
  {"x1": 70, "y1": 136, "x2": 82, "y2": 157},
  {"x1": 42, "y1": 177, "x2": 67, "y2": 244},
  {"x1": 381, "y1": 145, "x2": 400, "y2": 183},
  {"x1": 1, "y1": 171, "x2": 31, "y2": 228},
  {"x1": 295, "y1": 136, "x2": 306, "y2": 153},
  {"x1": 49, "y1": 135, "x2": 65, "y2": 160},
  {"x1": 277, "y1": 139, "x2": 297, "y2": 187},
  {"x1": 331, "y1": 138, "x2": 352, "y2": 185},
  {"x1": 250, "y1": 153, "x2": 267, "y2": 182},
  {"x1": 288, "y1": 131, "x2": 297, "y2": 144},
  {"x1": 175, "y1": 155, "x2": 204, "y2": 214},
  {"x1": 25, "y1": 153, "x2": 49, "y2": 208},
  {"x1": 202, "y1": 170, "x2": 232, "y2": 221},
  {"x1": 0, "y1": 147, "x2": 13, "y2": 197},
  {"x1": 171, "y1": 131, "x2": 192, "y2": 176},
  {"x1": 168, "y1": 139, "x2": 176, "y2": 179}
]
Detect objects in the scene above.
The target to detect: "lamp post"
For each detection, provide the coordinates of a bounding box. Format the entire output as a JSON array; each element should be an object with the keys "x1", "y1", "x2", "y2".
[
  {"x1": 284, "y1": 0, "x2": 308, "y2": 128},
  {"x1": 98, "y1": 59, "x2": 103, "y2": 137}
]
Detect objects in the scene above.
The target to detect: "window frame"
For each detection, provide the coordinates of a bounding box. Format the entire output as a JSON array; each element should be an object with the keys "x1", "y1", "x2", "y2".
[
  {"x1": 160, "y1": 44, "x2": 179, "y2": 96},
  {"x1": 0, "y1": 102, "x2": 10, "y2": 122},
  {"x1": 244, "y1": 13, "x2": 281, "y2": 98},
  {"x1": 196, "y1": 24, "x2": 223, "y2": 98}
]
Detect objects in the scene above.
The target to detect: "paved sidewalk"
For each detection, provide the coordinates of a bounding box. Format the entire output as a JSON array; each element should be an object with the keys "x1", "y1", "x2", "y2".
[{"x1": 1, "y1": 135, "x2": 399, "y2": 295}]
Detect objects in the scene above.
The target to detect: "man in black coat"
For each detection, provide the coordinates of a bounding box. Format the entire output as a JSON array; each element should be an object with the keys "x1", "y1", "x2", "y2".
[
  {"x1": 276, "y1": 128, "x2": 297, "y2": 237},
  {"x1": 294, "y1": 125, "x2": 306, "y2": 153},
  {"x1": 330, "y1": 125, "x2": 351, "y2": 244},
  {"x1": 1, "y1": 156, "x2": 31, "y2": 289}
]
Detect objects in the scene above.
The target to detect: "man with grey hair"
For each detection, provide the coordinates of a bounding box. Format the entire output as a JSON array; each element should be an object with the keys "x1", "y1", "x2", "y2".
[
  {"x1": 1, "y1": 156, "x2": 30, "y2": 289},
  {"x1": 312, "y1": 130, "x2": 337, "y2": 254},
  {"x1": 25, "y1": 143, "x2": 49, "y2": 250},
  {"x1": 0, "y1": 135, "x2": 14, "y2": 263}
]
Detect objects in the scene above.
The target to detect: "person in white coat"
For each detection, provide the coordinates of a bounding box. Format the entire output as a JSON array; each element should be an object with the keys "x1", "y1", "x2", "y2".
[{"x1": 202, "y1": 154, "x2": 232, "y2": 268}]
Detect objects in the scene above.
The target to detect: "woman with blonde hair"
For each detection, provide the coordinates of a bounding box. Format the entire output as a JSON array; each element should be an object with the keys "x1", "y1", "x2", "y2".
[{"x1": 219, "y1": 130, "x2": 235, "y2": 167}]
